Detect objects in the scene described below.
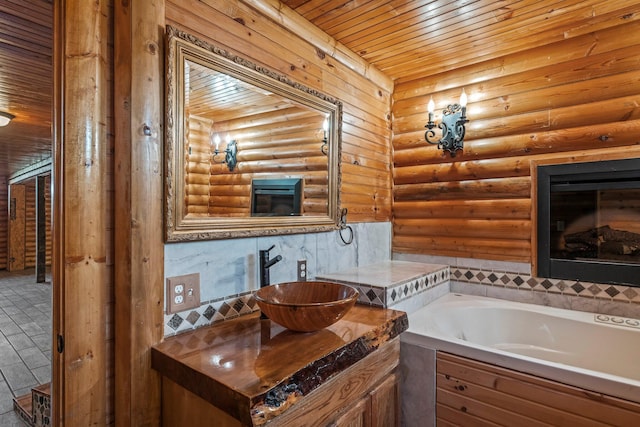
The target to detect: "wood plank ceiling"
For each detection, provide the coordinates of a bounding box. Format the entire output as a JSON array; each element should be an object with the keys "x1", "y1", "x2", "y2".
[
  {"x1": 0, "y1": 0, "x2": 52, "y2": 179},
  {"x1": 1, "y1": 0, "x2": 638, "y2": 178},
  {"x1": 281, "y1": 0, "x2": 640, "y2": 83}
]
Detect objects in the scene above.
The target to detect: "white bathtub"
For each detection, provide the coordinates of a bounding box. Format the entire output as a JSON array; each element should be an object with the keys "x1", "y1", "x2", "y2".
[{"x1": 402, "y1": 293, "x2": 640, "y2": 404}]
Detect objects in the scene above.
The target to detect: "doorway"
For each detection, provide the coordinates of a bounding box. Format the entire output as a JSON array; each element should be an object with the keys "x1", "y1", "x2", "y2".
[
  {"x1": 0, "y1": 0, "x2": 55, "y2": 423},
  {"x1": 1, "y1": 173, "x2": 53, "y2": 425}
]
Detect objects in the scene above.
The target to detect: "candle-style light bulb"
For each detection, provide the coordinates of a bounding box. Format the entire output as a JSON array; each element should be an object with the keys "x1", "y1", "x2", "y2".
[
  {"x1": 214, "y1": 134, "x2": 221, "y2": 151},
  {"x1": 225, "y1": 133, "x2": 231, "y2": 144},
  {"x1": 459, "y1": 89, "x2": 467, "y2": 107},
  {"x1": 427, "y1": 97, "x2": 435, "y2": 114},
  {"x1": 322, "y1": 118, "x2": 329, "y2": 132}
]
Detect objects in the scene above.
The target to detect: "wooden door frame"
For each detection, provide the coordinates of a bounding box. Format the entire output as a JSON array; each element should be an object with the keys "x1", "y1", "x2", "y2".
[
  {"x1": 52, "y1": 0, "x2": 164, "y2": 425},
  {"x1": 52, "y1": 1, "x2": 109, "y2": 425}
]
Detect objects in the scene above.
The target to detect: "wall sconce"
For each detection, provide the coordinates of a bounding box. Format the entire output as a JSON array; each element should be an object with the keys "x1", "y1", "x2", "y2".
[
  {"x1": 320, "y1": 117, "x2": 329, "y2": 155},
  {"x1": 212, "y1": 133, "x2": 238, "y2": 172},
  {"x1": 424, "y1": 89, "x2": 468, "y2": 157},
  {"x1": 0, "y1": 111, "x2": 15, "y2": 127}
]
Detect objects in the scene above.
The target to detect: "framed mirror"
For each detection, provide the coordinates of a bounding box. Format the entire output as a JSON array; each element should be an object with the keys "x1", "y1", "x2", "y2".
[{"x1": 165, "y1": 26, "x2": 342, "y2": 242}]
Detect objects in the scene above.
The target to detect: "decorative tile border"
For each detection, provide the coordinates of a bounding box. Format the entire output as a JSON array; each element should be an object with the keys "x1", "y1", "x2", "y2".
[
  {"x1": 385, "y1": 268, "x2": 450, "y2": 307},
  {"x1": 164, "y1": 291, "x2": 258, "y2": 336},
  {"x1": 165, "y1": 266, "x2": 452, "y2": 335},
  {"x1": 331, "y1": 267, "x2": 450, "y2": 308},
  {"x1": 452, "y1": 267, "x2": 640, "y2": 304}
]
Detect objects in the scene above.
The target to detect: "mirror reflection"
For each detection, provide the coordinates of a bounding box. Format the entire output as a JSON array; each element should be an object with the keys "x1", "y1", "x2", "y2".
[{"x1": 165, "y1": 26, "x2": 342, "y2": 241}]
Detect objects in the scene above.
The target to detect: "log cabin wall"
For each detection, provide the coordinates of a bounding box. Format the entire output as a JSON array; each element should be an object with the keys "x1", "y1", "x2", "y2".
[
  {"x1": 185, "y1": 115, "x2": 212, "y2": 215},
  {"x1": 166, "y1": 0, "x2": 393, "y2": 222},
  {"x1": 392, "y1": 18, "x2": 640, "y2": 264},
  {"x1": 187, "y1": 111, "x2": 330, "y2": 216}
]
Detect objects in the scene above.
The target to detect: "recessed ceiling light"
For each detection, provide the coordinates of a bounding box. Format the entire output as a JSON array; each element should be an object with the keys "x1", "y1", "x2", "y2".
[{"x1": 0, "y1": 111, "x2": 15, "y2": 127}]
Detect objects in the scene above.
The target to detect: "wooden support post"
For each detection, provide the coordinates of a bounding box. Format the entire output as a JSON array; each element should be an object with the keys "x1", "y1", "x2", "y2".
[
  {"x1": 114, "y1": 1, "x2": 165, "y2": 425},
  {"x1": 36, "y1": 175, "x2": 46, "y2": 283}
]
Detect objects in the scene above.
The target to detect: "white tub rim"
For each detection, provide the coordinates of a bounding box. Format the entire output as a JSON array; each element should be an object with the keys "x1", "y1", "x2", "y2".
[{"x1": 402, "y1": 292, "x2": 640, "y2": 404}]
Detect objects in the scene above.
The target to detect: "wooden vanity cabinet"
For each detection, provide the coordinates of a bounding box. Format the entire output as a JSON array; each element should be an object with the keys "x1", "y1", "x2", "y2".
[
  {"x1": 161, "y1": 338, "x2": 401, "y2": 427},
  {"x1": 154, "y1": 307, "x2": 408, "y2": 426},
  {"x1": 332, "y1": 372, "x2": 400, "y2": 427}
]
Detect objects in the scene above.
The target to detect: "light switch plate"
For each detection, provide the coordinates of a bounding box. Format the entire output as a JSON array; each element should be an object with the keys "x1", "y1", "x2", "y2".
[{"x1": 166, "y1": 273, "x2": 201, "y2": 314}]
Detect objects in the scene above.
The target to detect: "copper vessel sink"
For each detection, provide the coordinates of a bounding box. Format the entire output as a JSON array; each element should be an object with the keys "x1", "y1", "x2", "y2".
[{"x1": 255, "y1": 281, "x2": 359, "y2": 332}]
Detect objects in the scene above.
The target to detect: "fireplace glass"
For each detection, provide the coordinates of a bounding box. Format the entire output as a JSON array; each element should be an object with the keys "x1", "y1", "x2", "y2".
[
  {"x1": 251, "y1": 178, "x2": 302, "y2": 217},
  {"x1": 537, "y1": 159, "x2": 640, "y2": 286}
]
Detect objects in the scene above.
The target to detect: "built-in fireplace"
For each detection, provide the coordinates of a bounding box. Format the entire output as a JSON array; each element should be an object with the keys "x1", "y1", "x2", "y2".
[
  {"x1": 251, "y1": 178, "x2": 302, "y2": 217},
  {"x1": 537, "y1": 158, "x2": 640, "y2": 286}
]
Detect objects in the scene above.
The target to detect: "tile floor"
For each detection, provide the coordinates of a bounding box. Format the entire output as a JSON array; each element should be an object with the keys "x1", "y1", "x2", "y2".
[{"x1": 0, "y1": 268, "x2": 51, "y2": 426}]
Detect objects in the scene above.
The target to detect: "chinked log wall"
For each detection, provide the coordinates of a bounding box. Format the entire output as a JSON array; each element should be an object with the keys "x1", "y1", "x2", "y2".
[
  {"x1": 392, "y1": 18, "x2": 640, "y2": 263},
  {"x1": 167, "y1": 0, "x2": 393, "y2": 222}
]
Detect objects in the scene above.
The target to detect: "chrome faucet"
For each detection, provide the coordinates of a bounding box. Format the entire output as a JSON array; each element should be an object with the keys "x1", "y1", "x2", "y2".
[{"x1": 259, "y1": 245, "x2": 282, "y2": 288}]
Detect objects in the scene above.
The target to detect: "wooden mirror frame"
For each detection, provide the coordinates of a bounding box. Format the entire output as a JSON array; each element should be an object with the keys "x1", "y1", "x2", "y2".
[{"x1": 164, "y1": 26, "x2": 342, "y2": 242}]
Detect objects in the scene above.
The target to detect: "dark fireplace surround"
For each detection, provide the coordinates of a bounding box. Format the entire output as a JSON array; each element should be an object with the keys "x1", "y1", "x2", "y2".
[{"x1": 537, "y1": 158, "x2": 640, "y2": 287}]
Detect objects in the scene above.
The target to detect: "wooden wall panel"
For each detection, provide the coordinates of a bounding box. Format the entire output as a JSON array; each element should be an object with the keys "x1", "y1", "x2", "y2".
[
  {"x1": 0, "y1": 177, "x2": 7, "y2": 269},
  {"x1": 23, "y1": 176, "x2": 52, "y2": 269},
  {"x1": 392, "y1": 18, "x2": 640, "y2": 263},
  {"x1": 167, "y1": 0, "x2": 393, "y2": 223},
  {"x1": 8, "y1": 184, "x2": 25, "y2": 271}
]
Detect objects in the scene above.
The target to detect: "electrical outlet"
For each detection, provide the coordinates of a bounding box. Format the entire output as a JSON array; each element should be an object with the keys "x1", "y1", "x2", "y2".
[
  {"x1": 166, "y1": 273, "x2": 201, "y2": 314},
  {"x1": 297, "y1": 259, "x2": 307, "y2": 282}
]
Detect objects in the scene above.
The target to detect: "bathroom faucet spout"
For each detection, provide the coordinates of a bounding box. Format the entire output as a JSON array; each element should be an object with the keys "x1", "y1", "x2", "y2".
[
  {"x1": 259, "y1": 245, "x2": 282, "y2": 288},
  {"x1": 263, "y1": 255, "x2": 282, "y2": 270}
]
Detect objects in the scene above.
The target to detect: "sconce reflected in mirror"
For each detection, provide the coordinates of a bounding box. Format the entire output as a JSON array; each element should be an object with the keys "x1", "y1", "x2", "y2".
[
  {"x1": 424, "y1": 89, "x2": 468, "y2": 157},
  {"x1": 212, "y1": 133, "x2": 238, "y2": 172}
]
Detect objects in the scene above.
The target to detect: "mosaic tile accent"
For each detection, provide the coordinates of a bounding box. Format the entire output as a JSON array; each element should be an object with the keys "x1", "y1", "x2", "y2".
[
  {"x1": 164, "y1": 291, "x2": 258, "y2": 336},
  {"x1": 451, "y1": 266, "x2": 640, "y2": 304},
  {"x1": 33, "y1": 385, "x2": 51, "y2": 427},
  {"x1": 342, "y1": 267, "x2": 450, "y2": 308}
]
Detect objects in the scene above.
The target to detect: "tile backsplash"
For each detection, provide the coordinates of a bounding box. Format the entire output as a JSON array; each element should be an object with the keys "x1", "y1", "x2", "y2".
[
  {"x1": 163, "y1": 222, "x2": 391, "y2": 336},
  {"x1": 394, "y1": 253, "x2": 640, "y2": 319},
  {"x1": 164, "y1": 227, "x2": 640, "y2": 336}
]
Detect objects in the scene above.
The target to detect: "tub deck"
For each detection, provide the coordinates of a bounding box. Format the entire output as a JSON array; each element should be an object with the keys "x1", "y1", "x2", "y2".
[{"x1": 403, "y1": 293, "x2": 640, "y2": 404}]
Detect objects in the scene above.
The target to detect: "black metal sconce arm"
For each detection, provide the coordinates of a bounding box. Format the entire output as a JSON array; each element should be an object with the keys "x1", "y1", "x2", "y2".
[
  {"x1": 213, "y1": 139, "x2": 237, "y2": 171},
  {"x1": 425, "y1": 103, "x2": 468, "y2": 157}
]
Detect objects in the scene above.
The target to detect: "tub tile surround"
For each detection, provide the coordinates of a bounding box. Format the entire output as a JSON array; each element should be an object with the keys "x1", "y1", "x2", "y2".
[
  {"x1": 317, "y1": 260, "x2": 450, "y2": 312},
  {"x1": 394, "y1": 253, "x2": 640, "y2": 319},
  {"x1": 163, "y1": 222, "x2": 391, "y2": 336}
]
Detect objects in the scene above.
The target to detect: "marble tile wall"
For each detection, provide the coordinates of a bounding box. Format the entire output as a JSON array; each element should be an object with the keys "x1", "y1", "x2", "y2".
[
  {"x1": 163, "y1": 222, "x2": 391, "y2": 336},
  {"x1": 393, "y1": 253, "x2": 640, "y2": 319},
  {"x1": 318, "y1": 261, "x2": 450, "y2": 313}
]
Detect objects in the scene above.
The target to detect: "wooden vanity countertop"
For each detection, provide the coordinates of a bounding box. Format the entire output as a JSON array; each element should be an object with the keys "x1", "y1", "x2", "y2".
[{"x1": 151, "y1": 305, "x2": 408, "y2": 426}]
